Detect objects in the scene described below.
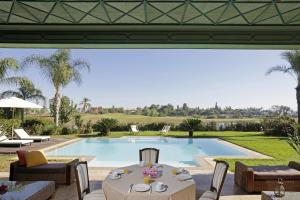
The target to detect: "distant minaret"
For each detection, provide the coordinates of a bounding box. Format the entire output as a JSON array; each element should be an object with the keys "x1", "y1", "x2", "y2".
[{"x1": 215, "y1": 102, "x2": 219, "y2": 110}]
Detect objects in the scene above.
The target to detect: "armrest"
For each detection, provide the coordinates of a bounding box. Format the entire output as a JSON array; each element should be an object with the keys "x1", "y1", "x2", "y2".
[
  {"x1": 66, "y1": 159, "x2": 79, "y2": 185},
  {"x1": 9, "y1": 161, "x2": 20, "y2": 181},
  {"x1": 235, "y1": 161, "x2": 254, "y2": 193},
  {"x1": 289, "y1": 161, "x2": 300, "y2": 171}
]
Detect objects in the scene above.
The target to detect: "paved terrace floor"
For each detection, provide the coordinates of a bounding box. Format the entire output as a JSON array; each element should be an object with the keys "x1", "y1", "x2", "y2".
[{"x1": 0, "y1": 169, "x2": 260, "y2": 200}]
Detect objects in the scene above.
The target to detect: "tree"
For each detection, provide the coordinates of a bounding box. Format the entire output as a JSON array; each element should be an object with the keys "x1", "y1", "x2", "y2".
[
  {"x1": 180, "y1": 118, "x2": 202, "y2": 137},
  {"x1": 23, "y1": 49, "x2": 90, "y2": 126},
  {"x1": 0, "y1": 57, "x2": 21, "y2": 86},
  {"x1": 93, "y1": 118, "x2": 118, "y2": 135},
  {"x1": 266, "y1": 50, "x2": 300, "y2": 123},
  {"x1": 0, "y1": 78, "x2": 45, "y2": 122},
  {"x1": 80, "y1": 97, "x2": 91, "y2": 113},
  {"x1": 271, "y1": 105, "x2": 292, "y2": 117},
  {"x1": 50, "y1": 96, "x2": 77, "y2": 124}
]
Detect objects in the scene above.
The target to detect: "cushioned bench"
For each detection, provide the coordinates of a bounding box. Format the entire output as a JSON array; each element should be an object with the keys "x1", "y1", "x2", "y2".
[
  {"x1": 9, "y1": 159, "x2": 79, "y2": 185},
  {"x1": 235, "y1": 161, "x2": 300, "y2": 193}
]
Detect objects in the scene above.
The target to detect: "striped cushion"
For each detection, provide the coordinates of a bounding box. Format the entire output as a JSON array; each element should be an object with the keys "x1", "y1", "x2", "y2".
[
  {"x1": 141, "y1": 149, "x2": 158, "y2": 163},
  {"x1": 76, "y1": 163, "x2": 89, "y2": 195},
  {"x1": 212, "y1": 162, "x2": 227, "y2": 193}
]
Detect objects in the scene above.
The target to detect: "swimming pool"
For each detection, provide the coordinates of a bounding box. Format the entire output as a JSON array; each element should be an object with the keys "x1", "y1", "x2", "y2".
[{"x1": 46, "y1": 137, "x2": 247, "y2": 167}]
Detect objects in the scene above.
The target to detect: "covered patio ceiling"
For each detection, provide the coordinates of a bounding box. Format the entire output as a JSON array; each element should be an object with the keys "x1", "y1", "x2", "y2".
[{"x1": 0, "y1": 0, "x2": 300, "y2": 48}]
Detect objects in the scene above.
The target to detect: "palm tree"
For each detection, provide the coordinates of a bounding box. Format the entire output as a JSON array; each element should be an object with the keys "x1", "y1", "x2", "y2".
[
  {"x1": 181, "y1": 118, "x2": 202, "y2": 137},
  {"x1": 266, "y1": 50, "x2": 300, "y2": 123},
  {"x1": 80, "y1": 97, "x2": 91, "y2": 113},
  {"x1": 0, "y1": 78, "x2": 46, "y2": 122},
  {"x1": 0, "y1": 57, "x2": 20, "y2": 85},
  {"x1": 22, "y1": 49, "x2": 90, "y2": 126}
]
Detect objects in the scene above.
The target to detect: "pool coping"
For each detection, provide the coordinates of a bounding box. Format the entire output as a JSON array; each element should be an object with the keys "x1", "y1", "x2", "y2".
[{"x1": 44, "y1": 136, "x2": 273, "y2": 170}]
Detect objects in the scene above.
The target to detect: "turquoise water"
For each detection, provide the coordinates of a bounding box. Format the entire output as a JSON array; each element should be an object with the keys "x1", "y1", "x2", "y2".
[{"x1": 47, "y1": 137, "x2": 247, "y2": 167}]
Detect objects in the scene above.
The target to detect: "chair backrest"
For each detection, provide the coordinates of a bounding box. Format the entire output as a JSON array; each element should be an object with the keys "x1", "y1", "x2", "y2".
[
  {"x1": 139, "y1": 148, "x2": 159, "y2": 163},
  {"x1": 130, "y1": 125, "x2": 139, "y2": 132},
  {"x1": 210, "y1": 160, "x2": 229, "y2": 200},
  {"x1": 164, "y1": 125, "x2": 171, "y2": 132},
  {"x1": 74, "y1": 161, "x2": 90, "y2": 200},
  {"x1": 14, "y1": 129, "x2": 29, "y2": 139}
]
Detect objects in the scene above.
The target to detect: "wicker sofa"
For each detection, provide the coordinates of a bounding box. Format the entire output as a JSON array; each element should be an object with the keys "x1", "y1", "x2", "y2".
[
  {"x1": 9, "y1": 159, "x2": 79, "y2": 185},
  {"x1": 235, "y1": 161, "x2": 300, "y2": 193}
]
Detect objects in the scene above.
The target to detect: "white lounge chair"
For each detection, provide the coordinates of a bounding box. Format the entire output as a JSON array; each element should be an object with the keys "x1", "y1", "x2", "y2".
[
  {"x1": 130, "y1": 125, "x2": 140, "y2": 134},
  {"x1": 0, "y1": 135, "x2": 33, "y2": 148},
  {"x1": 14, "y1": 129, "x2": 50, "y2": 142},
  {"x1": 160, "y1": 125, "x2": 171, "y2": 135}
]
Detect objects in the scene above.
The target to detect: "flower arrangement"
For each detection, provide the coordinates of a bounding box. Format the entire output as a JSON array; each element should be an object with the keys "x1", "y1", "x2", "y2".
[
  {"x1": 0, "y1": 184, "x2": 8, "y2": 194},
  {"x1": 143, "y1": 166, "x2": 162, "y2": 178}
]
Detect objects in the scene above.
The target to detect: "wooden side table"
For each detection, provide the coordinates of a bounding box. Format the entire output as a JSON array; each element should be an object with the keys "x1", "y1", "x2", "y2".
[{"x1": 262, "y1": 191, "x2": 300, "y2": 200}]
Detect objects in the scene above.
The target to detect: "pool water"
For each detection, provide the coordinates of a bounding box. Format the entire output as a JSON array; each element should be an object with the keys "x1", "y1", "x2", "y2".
[{"x1": 46, "y1": 137, "x2": 247, "y2": 167}]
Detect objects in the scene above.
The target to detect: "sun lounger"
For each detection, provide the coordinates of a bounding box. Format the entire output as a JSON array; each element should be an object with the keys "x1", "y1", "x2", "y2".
[
  {"x1": 14, "y1": 129, "x2": 50, "y2": 142},
  {"x1": 0, "y1": 135, "x2": 33, "y2": 147},
  {"x1": 130, "y1": 125, "x2": 140, "y2": 134},
  {"x1": 160, "y1": 125, "x2": 171, "y2": 135}
]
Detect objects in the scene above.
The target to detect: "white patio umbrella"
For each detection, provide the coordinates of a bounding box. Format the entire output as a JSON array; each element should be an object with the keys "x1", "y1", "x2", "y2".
[{"x1": 0, "y1": 97, "x2": 43, "y2": 137}]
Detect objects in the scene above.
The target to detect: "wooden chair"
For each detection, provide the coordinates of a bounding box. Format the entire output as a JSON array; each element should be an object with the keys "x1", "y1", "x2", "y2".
[
  {"x1": 74, "y1": 161, "x2": 106, "y2": 200},
  {"x1": 139, "y1": 148, "x2": 159, "y2": 164},
  {"x1": 199, "y1": 161, "x2": 229, "y2": 200}
]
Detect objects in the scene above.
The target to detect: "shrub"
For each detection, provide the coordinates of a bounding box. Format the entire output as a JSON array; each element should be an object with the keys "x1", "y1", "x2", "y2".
[
  {"x1": 74, "y1": 115, "x2": 83, "y2": 129},
  {"x1": 42, "y1": 125, "x2": 60, "y2": 135},
  {"x1": 0, "y1": 119, "x2": 21, "y2": 136},
  {"x1": 262, "y1": 116, "x2": 296, "y2": 136},
  {"x1": 84, "y1": 120, "x2": 93, "y2": 134},
  {"x1": 22, "y1": 119, "x2": 45, "y2": 135},
  {"x1": 140, "y1": 123, "x2": 166, "y2": 131},
  {"x1": 234, "y1": 122, "x2": 262, "y2": 132},
  {"x1": 287, "y1": 125, "x2": 300, "y2": 154},
  {"x1": 61, "y1": 126, "x2": 72, "y2": 135},
  {"x1": 179, "y1": 118, "x2": 202, "y2": 137},
  {"x1": 93, "y1": 118, "x2": 118, "y2": 136}
]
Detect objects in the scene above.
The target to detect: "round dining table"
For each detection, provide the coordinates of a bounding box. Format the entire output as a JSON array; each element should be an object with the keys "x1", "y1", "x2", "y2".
[{"x1": 102, "y1": 164, "x2": 196, "y2": 200}]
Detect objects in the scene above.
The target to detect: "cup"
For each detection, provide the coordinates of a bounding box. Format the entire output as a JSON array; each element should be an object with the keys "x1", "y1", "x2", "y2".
[
  {"x1": 140, "y1": 161, "x2": 145, "y2": 167},
  {"x1": 143, "y1": 176, "x2": 150, "y2": 184},
  {"x1": 156, "y1": 182, "x2": 164, "y2": 190},
  {"x1": 112, "y1": 172, "x2": 119, "y2": 178},
  {"x1": 146, "y1": 162, "x2": 152, "y2": 168},
  {"x1": 171, "y1": 169, "x2": 177, "y2": 175}
]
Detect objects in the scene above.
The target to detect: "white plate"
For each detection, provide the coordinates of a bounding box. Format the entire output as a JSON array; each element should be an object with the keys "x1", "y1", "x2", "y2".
[
  {"x1": 109, "y1": 174, "x2": 121, "y2": 180},
  {"x1": 154, "y1": 184, "x2": 168, "y2": 192},
  {"x1": 113, "y1": 169, "x2": 124, "y2": 174},
  {"x1": 176, "y1": 174, "x2": 192, "y2": 181},
  {"x1": 132, "y1": 184, "x2": 150, "y2": 192},
  {"x1": 177, "y1": 168, "x2": 188, "y2": 174}
]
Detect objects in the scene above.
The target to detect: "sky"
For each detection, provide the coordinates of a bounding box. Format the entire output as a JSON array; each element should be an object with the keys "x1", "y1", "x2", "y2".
[{"x1": 0, "y1": 49, "x2": 296, "y2": 110}]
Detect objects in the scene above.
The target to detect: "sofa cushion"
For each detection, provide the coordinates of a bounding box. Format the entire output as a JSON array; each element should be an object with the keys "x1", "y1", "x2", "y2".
[
  {"x1": 25, "y1": 151, "x2": 48, "y2": 167},
  {"x1": 16, "y1": 150, "x2": 28, "y2": 166},
  {"x1": 15, "y1": 163, "x2": 67, "y2": 174},
  {"x1": 252, "y1": 166, "x2": 300, "y2": 180}
]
